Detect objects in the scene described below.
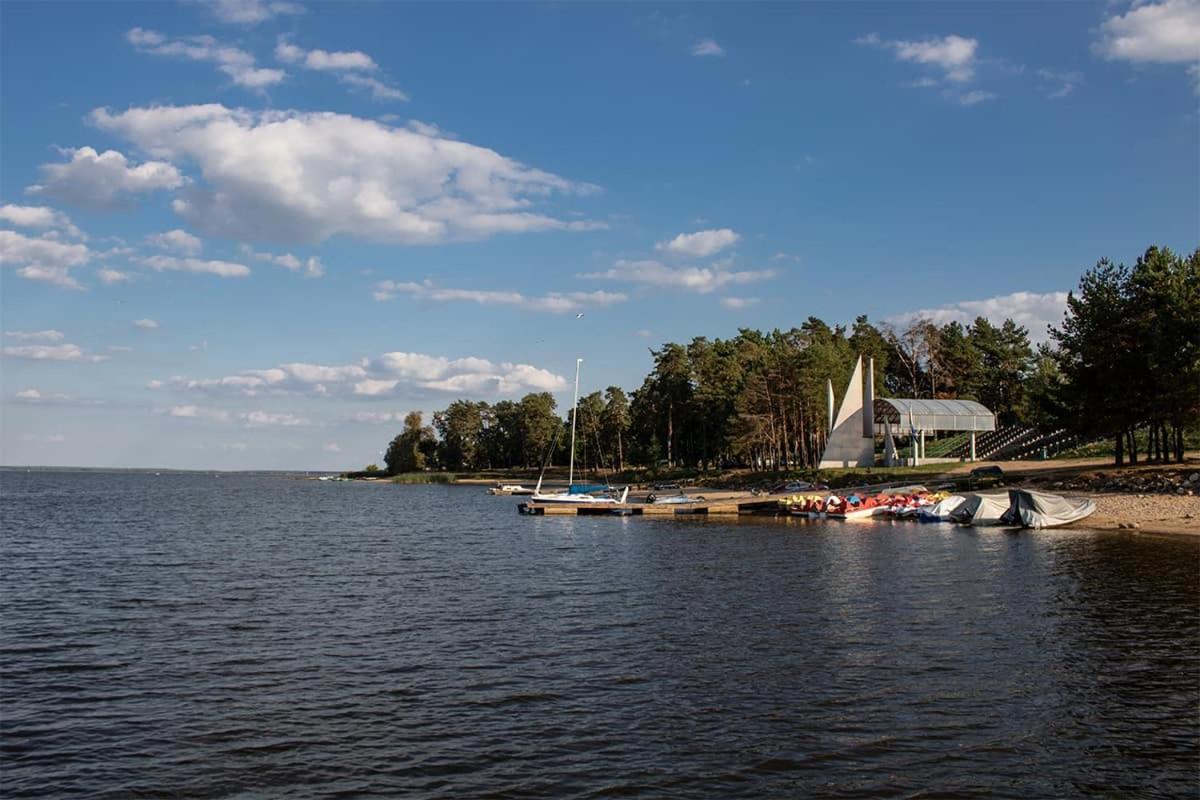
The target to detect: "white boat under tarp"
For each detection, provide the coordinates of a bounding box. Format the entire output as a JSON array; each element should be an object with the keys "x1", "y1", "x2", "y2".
[
  {"x1": 949, "y1": 492, "x2": 1010, "y2": 525},
  {"x1": 918, "y1": 494, "x2": 966, "y2": 522},
  {"x1": 1001, "y1": 489, "x2": 1097, "y2": 529}
]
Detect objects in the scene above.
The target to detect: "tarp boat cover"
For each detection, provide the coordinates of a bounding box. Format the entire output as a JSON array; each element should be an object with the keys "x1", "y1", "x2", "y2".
[
  {"x1": 1001, "y1": 489, "x2": 1097, "y2": 529},
  {"x1": 918, "y1": 494, "x2": 966, "y2": 522},
  {"x1": 949, "y1": 493, "x2": 1010, "y2": 525}
]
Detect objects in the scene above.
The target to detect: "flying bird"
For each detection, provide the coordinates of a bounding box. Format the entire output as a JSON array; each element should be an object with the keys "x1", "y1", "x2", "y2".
[{"x1": 576, "y1": 312, "x2": 585, "y2": 319}]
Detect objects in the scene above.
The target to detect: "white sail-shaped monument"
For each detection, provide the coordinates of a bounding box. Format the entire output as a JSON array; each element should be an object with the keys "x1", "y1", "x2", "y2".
[{"x1": 819, "y1": 356, "x2": 876, "y2": 469}]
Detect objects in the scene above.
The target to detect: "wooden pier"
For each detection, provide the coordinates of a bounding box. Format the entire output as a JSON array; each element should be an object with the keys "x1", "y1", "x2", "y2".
[{"x1": 518, "y1": 495, "x2": 781, "y2": 516}]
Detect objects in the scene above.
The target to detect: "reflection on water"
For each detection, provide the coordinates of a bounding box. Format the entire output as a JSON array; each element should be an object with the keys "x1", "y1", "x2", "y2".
[{"x1": 1, "y1": 471, "x2": 1197, "y2": 798}]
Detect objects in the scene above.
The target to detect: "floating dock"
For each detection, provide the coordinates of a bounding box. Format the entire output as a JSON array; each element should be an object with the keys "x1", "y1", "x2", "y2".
[{"x1": 518, "y1": 495, "x2": 780, "y2": 516}]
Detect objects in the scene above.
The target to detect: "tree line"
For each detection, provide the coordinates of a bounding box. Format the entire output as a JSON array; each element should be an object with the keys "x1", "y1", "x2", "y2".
[{"x1": 382, "y1": 245, "x2": 1197, "y2": 473}]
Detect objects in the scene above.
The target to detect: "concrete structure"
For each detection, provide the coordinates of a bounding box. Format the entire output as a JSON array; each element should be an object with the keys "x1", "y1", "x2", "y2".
[
  {"x1": 819, "y1": 356, "x2": 876, "y2": 469},
  {"x1": 819, "y1": 358, "x2": 997, "y2": 469}
]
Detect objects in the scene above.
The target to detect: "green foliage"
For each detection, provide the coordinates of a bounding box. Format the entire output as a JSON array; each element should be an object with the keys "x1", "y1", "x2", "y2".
[
  {"x1": 376, "y1": 245, "x2": 1197, "y2": 474},
  {"x1": 1048, "y1": 246, "x2": 1200, "y2": 465},
  {"x1": 363, "y1": 463, "x2": 380, "y2": 473},
  {"x1": 384, "y1": 411, "x2": 435, "y2": 475}
]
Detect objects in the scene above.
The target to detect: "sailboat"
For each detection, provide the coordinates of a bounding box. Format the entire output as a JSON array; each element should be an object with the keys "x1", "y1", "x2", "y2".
[{"x1": 530, "y1": 358, "x2": 629, "y2": 505}]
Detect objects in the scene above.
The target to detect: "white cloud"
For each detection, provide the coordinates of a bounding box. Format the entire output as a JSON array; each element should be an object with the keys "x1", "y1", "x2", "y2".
[
  {"x1": 242, "y1": 410, "x2": 310, "y2": 427},
  {"x1": 1037, "y1": 68, "x2": 1083, "y2": 98},
  {"x1": 147, "y1": 229, "x2": 202, "y2": 255},
  {"x1": 720, "y1": 297, "x2": 760, "y2": 309},
  {"x1": 886, "y1": 290, "x2": 1069, "y2": 343},
  {"x1": 27, "y1": 146, "x2": 184, "y2": 210},
  {"x1": 154, "y1": 350, "x2": 568, "y2": 400},
  {"x1": 90, "y1": 104, "x2": 603, "y2": 245},
  {"x1": 957, "y1": 89, "x2": 996, "y2": 106},
  {"x1": 581, "y1": 259, "x2": 776, "y2": 294},
  {"x1": 136, "y1": 254, "x2": 251, "y2": 278},
  {"x1": 770, "y1": 251, "x2": 802, "y2": 263},
  {"x1": 133, "y1": 318, "x2": 160, "y2": 330},
  {"x1": 373, "y1": 279, "x2": 627, "y2": 312},
  {"x1": 894, "y1": 34, "x2": 979, "y2": 82},
  {"x1": 275, "y1": 38, "x2": 376, "y2": 70},
  {"x1": 2, "y1": 343, "x2": 109, "y2": 362},
  {"x1": 97, "y1": 268, "x2": 133, "y2": 285},
  {"x1": 858, "y1": 32, "x2": 983, "y2": 88},
  {"x1": 1095, "y1": 0, "x2": 1200, "y2": 63},
  {"x1": 322, "y1": 442, "x2": 341, "y2": 452},
  {"x1": 634, "y1": 328, "x2": 652, "y2": 338},
  {"x1": 0, "y1": 230, "x2": 90, "y2": 290},
  {"x1": 274, "y1": 37, "x2": 405, "y2": 100},
  {"x1": 4, "y1": 329, "x2": 65, "y2": 342},
  {"x1": 0, "y1": 204, "x2": 84, "y2": 238},
  {"x1": 241, "y1": 246, "x2": 323, "y2": 277},
  {"x1": 692, "y1": 39, "x2": 725, "y2": 57},
  {"x1": 206, "y1": 0, "x2": 304, "y2": 25},
  {"x1": 350, "y1": 411, "x2": 409, "y2": 423},
  {"x1": 655, "y1": 228, "x2": 740, "y2": 258},
  {"x1": 338, "y1": 73, "x2": 409, "y2": 102},
  {"x1": 162, "y1": 404, "x2": 231, "y2": 421},
  {"x1": 15, "y1": 388, "x2": 72, "y2": 403},
  {"x1": 126, "y1": 28, "x2": 286, "y2": 89}
]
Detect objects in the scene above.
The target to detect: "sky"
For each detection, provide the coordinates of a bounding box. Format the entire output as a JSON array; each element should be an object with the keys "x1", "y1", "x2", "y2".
[{"x1": 1, "y1": 0, "x2": 1197, "y2": 471}]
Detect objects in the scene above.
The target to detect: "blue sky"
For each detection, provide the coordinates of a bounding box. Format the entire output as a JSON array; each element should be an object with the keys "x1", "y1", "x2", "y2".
[{"x1": 2, "y1": 0, "x2": 1197, "y2": 470}]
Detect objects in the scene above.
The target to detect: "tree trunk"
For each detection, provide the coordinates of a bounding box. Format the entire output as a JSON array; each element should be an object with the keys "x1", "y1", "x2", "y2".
[
  {"x1": 1126, "y1": 429, "x2": 1137, "y2": 465},
  {"x1": 1115, "y1": 432, "x2": 1124, "y2": 466},
  {"x1": 666, "y1": 401, "x2": 673, "y2": 467}
]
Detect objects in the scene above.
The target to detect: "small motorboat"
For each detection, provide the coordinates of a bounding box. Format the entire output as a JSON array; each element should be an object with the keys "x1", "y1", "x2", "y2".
[
  {"x1": 1000, "y1": 489, "x2": 1097, "y2": 529},
  {"x1": 488, "y1": 484, "x2": 534, "y2": 495}
]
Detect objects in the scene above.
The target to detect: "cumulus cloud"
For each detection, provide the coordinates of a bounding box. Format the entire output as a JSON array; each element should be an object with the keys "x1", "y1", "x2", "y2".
[
  {"x1": 147, "y1": 229, "x2": 202, "y2": 255},
  {"x1": 241, "y1": 246, "x2": 323, "y2": 277},
  {"x1": 655, "y1": 228, "x2": 740, "y2": 258},
  {"x1": 158, "y1": 404, "x2": 312, "y2": 427},
  {"x1": 720, "y1": 296, "x2": 760, "y2": 309},
  {"x1": 580, "y1": 259, "x2": 776, "y2": 294},
  {"x1": 857, "y1": 32, "x2": 990, "y2": 101},
  {"x1": 97, "y1": 268, "x2": 133, "y2": 284},
  {"x1": 886, "y1": 290, "x2": 1069, "y2": 343},
  {"x1": 1095, "y1": 0, "x2": 1200, "y2": 63},
  {"x1": 205, "y1": 0, "x2": 304, "y2": 25},
  {"x1": 373, "y1": 279, "x2": 627, "y2": 312},
  {"x1": 0, "y1": 229, "x2": 91, "y2": 289},
  {"x1": 133, "y1": 318, "x2": 160, "y2": 330},
  {"x1": 136, "y1": 254, "x2": 251, "y2": 278},
  {"x1": 127, "y1": 28, "x2": 286, "y2": 89},
  {"x1": 0, "y1": 204, "x2": 84, "y2": 238},
  {"x1": 1094, "y1": 0, "x2": 1200, "y2": 91},
  {"x1": 4, "y1": 329, "x2": 65, "y2": 342},
  {"x1": 153, "y1": 350, "x2": 567, "y2": 400},
  {"x1": 27, "y1": 146, "x2": 184, "y2": 210},
  {"x1": 2, "y1": 343, "x2": 109, "y2": 362},
  {"x1": 273, "y1": 37, "x2": 407, "y2": 100},
  {"x1": 275, "y1": 38, "x2": 375, "y2": 71},
  {"x1": 89, "y1": 104, "x2": 603, "y2": 245},
  {"x1": 692, "y1": 39, "x2": 725, "y2": 57}
]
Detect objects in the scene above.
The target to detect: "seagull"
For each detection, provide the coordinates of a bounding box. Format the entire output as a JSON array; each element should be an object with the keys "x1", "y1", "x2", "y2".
[{"x1": 576, "y1": 312, "x2": 585, "y2": 319}]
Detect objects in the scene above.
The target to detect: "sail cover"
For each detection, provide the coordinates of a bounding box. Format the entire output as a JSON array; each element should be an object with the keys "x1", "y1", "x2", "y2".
[
  {"x1": 1001, "y1": 489, "x2": 1097, "y2": 529},
  {"x1": 949, "y1": 493, "x2": 1010, "y2": 525}
]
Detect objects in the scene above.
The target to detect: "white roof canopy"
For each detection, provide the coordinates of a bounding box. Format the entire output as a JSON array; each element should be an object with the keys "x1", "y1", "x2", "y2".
[{"x1": 873, "y1": 398, "x2": 996, "y2": 432}]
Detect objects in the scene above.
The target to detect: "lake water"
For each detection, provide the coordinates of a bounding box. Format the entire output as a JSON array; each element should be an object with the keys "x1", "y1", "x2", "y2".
[{"x1": 1, "y1": 470, "x2": 1197, "y2": 798}]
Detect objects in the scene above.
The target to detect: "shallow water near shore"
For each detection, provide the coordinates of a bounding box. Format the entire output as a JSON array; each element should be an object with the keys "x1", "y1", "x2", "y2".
[{"x1": 2, "y1": 470, "x2": 1198, "y2": 798}]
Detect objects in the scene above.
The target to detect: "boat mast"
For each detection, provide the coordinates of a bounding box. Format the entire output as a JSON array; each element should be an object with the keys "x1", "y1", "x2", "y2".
[{"x1": 568, "y1": 357, "x2": 582, "y2": 487}]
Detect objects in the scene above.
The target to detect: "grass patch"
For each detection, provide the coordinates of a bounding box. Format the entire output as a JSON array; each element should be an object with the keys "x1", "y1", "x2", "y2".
[{"x1": 390, "y1": 472, "x2": 457, "y2": 484}]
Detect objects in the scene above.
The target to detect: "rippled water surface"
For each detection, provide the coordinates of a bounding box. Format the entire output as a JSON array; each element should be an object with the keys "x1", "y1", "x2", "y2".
[{"x1": 2, "y1": 470, "x2": 1198, "y2": 798}]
